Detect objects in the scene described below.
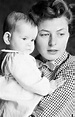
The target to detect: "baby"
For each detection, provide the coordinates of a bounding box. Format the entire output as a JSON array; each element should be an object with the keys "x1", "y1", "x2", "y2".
[{"x1": 0, "y1": 11, "x2": 65, "y2": 117}]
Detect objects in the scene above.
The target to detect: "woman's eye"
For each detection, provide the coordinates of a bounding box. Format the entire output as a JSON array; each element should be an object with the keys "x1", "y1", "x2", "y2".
[
  {"x1": 58, "y1": 33, "x2": 65, "y2": 36},
  {"x1": 40, "y1": 33, "x2": 49, "y2": 36},
  {"x1": 60, "y1": 33, "x2": 65, "y2": 36}
]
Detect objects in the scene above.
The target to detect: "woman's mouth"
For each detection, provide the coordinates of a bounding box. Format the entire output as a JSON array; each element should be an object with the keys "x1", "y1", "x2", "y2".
[{"x1": 47, "y1": 50, "x2": 58, "y2": 55}]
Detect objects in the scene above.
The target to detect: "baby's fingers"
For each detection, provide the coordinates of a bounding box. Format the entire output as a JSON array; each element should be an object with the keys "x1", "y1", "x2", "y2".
[{"x1": 56, "y1": 77, "x2": 66, "y2": 88}]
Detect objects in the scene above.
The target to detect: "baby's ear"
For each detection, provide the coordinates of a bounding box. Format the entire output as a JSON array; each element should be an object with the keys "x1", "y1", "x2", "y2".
[{"x1": 3, "y1": 32, "x2": 11, "y2": 45}]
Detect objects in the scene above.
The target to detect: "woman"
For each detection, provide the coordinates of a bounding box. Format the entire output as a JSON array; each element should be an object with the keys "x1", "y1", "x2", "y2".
[
  {"x1": 0, "y1": 10, "x2": 64, "y2": 117},
  {"x1": 28, "y1": 0, "x2": 75, "y2": 117}
]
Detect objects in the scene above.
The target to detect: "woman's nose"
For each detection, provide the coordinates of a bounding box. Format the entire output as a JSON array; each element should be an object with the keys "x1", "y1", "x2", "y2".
[{"x1": 48, "y1": 34, "x2": 56, "y2": 46}]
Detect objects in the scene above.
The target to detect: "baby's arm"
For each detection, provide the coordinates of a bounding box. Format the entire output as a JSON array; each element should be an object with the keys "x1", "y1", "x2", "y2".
[
  {"x1": 28, "y1": 76, "x2": 66, "y2": 95},
  {"x1": 0, "y1": 75, "x2": 65, "y2": 103},
  {"x1": 13, "y1": 53, "x2": 65, "y2": 95},
  {"x1": 3, "y1": 53, "x2": 50, "y2": 96},
  {"x1": 1, "y1": 53, "x2": 65, "y2": 98}
]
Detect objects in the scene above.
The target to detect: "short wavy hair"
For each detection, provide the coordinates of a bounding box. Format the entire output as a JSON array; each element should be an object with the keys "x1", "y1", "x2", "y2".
[{"x1": 28, "y1": 0, "x2": 73, "y2": 26}]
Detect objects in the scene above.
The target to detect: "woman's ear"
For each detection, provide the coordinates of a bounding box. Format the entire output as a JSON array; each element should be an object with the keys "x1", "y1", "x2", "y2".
[{"x1": 3, "y1": 32, "x2": 11, "y2": 45}]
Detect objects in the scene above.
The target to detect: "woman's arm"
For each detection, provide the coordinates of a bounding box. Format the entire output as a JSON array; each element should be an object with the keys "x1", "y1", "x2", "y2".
[{"x1": 0, "y1": 75, "x2": 36, "y2": 101}]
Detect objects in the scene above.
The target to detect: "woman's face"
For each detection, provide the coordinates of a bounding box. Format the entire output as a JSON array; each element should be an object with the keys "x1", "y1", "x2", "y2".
[{"x1": 36, "y1": 16, "x2": 70, "y2": 61}]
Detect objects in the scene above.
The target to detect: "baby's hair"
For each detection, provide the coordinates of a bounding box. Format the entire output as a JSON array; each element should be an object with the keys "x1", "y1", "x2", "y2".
[{"x1": 3, "y1": 11, "x2": 37, "y2": 35}]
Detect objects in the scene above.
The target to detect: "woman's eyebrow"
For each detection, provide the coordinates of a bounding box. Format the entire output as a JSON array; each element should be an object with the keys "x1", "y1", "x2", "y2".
[
  {"x1": 39, "y1": 29, "x2": 49, "y2": 33},
  {"x1": 57, "y1": 28, "x2": 66, "y2": 32}
]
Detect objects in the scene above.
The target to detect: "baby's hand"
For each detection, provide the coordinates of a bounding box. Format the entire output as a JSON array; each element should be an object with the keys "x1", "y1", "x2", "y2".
[
  {"x1": 49, "y1": 77, "x2": 66, "y2": 94},
  {"x1": 55, "y1": 77, "x2": 66, "y2": 88}
]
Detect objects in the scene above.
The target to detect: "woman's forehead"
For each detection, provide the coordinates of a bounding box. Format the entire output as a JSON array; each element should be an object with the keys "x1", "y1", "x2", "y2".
[{"x1": 38, "y1": 16, "x2": 68, "y2": 32}]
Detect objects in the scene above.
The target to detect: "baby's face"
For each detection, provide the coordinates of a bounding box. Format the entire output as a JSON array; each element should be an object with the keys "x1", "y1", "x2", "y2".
[{"x1": 10, "y1": 20, "x2": 38, "y2": 54}]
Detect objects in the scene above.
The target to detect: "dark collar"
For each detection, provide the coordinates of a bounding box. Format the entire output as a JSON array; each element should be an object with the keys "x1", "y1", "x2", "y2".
[{"x1": 36, "y1": 51, "x2": 69, "y2": 71}]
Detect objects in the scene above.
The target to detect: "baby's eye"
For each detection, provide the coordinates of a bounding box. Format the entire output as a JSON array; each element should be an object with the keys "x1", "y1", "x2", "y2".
[
  {"x1": 22, "y1": 38, "x2": 27, "y2": 40},
  {"x1": 31, "y1": 39, "x2": 35, "y2": 42}
]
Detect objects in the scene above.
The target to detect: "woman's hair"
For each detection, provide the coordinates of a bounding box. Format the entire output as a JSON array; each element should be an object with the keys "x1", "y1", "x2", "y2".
[
  {"x1": 28, "y1": 0, "x2": 73, "y2": 26},
  {"x1": 3, "y1": 11, "x2": 36, "y2": 34}
]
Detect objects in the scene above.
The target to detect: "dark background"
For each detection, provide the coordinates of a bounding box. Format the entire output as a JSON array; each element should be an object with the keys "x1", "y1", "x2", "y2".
[{"x1": 0, "y1": 0, "x2": 75, "y2": 56}]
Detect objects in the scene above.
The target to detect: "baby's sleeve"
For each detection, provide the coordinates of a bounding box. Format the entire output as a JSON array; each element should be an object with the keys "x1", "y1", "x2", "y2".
[
  {"x1": 4, "y1": 53, "x2": 42, "y2": 87},
  {"x1": 1, "y1": 52, "x2": 50, "y2": 96}
]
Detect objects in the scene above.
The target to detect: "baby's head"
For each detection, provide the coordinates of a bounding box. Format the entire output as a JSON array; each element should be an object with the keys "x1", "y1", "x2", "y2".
[{"x1": 3, "y1": 11, "x2": 38, "y2": 54}]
